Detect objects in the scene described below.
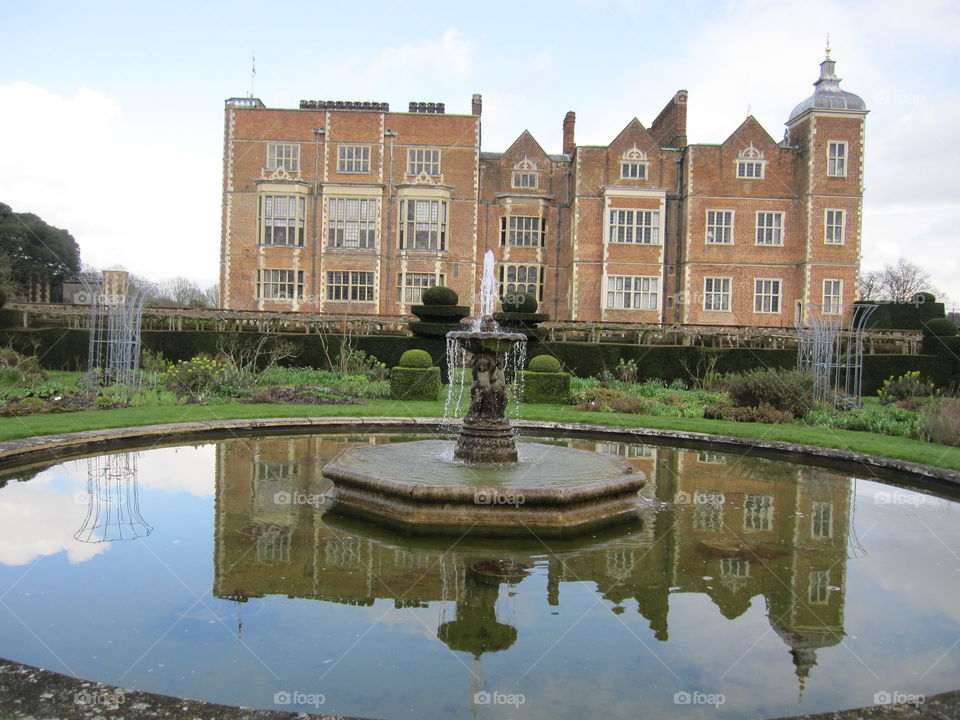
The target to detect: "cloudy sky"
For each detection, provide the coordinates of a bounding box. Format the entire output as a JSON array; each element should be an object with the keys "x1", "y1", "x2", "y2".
[{"x1": 1, "y1": 0, "x2": 957, "y2": 306}]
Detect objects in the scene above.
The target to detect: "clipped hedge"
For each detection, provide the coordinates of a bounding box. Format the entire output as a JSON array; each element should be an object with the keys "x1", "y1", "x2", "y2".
[
  {"x1": 410, "y1": 304, "x2": 471, "y2": 319},
  {"x1": 390, "y1": 366, "x2": 441, "y2": 401},
  {"x1": 922, "y1": 318, "x2": 958, "y2": 337},
  {"x1": 529, "y1": 354, "x2": 561, "y2": 373},
  {"x1": 521, "y1": 371, "x2": 570, "y2": 404},
  {"x1": 858, "y1": 300, "x2": 945, "y2": 330},
  {"x1": 399, "y1": 349, "x2": 432, "y2": 368},
  {"x1": 421, "y1": 286, "x2": 458, "y2": 306},
  {"x1": 502, "y1": 292, "x2": 538, "y2": 313}
]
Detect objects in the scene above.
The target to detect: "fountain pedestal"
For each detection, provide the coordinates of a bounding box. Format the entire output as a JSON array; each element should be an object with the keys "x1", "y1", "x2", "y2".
[{"x1": 447, "y1": 326, "x2": 527, "y2": 465}]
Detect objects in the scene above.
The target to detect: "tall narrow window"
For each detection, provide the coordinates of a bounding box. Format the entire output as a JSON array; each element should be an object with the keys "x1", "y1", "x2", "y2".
[
  {"x1": 267, "y1": 144, "x2": 299, "y2": 173},
  {"x1": 608, "y1": 209, "x2": 660, "y2": 244},
  {"x1": 500, "y1": 216, "x2": 544, "y2": 247},
  {"x1": 825, "y1": 209, "x2": 845, "y2": 244},
  {"x1": 744, "y1": 494, "x2": 774, "y2": 531},
  {"x1": 756, "y1": 212, "x2": 783, "y2": 245},
  {"x1": 827, "y1": 141, "x2": 847, "y2": 177},
  {"x1": 823, "y1": 279, "x2": 843, "y2": 314},
  {"x1": 812, "y1": 502, "x2": 833, "y2": 539},
  {"x1": 703, "y1": 277, "x2": 731, "y2": 311},
  {"x1": 706, "y1": 211, "x2": 734, "y2": 244},
  {"x1": 809, "y1": 570, "x2": 830, "y2": 604},
  {"x1": 399, "y1": 199, "x2": 447, "y2": 251},
  {"x1": 327, "y1": 198, "x2": 377, "y2": 249},
  {"x1": 499, "y1": 264, "x2": 542, "y2": 301},
  {"x1": 259, "y1": 195, "x2": 305, "y2": 246},
  {"x1": 754, "y1": 279, "x2": 782, "y2": 313}
]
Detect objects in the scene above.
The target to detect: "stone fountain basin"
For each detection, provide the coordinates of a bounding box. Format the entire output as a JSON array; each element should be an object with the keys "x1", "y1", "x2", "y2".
[
  {"x1": 446, "y1": 329, "x2": 527, "y2": 354},
  {"x1": 322, "y1": 440, "x2": 647, "y2": 537}
]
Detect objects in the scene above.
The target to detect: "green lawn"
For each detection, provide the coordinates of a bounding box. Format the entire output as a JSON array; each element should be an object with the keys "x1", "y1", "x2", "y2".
[{"x1": 1, "y1": 399, "x2": 957, "y2": 472}]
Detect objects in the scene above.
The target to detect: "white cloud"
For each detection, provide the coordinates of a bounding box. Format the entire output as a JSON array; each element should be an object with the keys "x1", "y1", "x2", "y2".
[
  {"x1": 369, "y1": 28, "x2": 474, "y2": 81},
  {"x1": 0, "y1": 82, "x2": 221, "y2": 287},
  {"x1": 0, "y1": 472, "x2": 109, "y2": 566}
]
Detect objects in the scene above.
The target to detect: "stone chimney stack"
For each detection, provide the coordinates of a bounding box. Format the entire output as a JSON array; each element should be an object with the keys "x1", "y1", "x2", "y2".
[
  {"x1": 563, "y1": 111, "x2": 576, "y2": 156},
  {"x1": 472, "y1": 93, "x2": 483, "y2": 116}
]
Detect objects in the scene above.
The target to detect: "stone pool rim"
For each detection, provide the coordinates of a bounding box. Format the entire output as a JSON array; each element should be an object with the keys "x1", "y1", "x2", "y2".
[
  {"x1": 1, "y1": 415, "x2": 959, "y2": 720},
  {"x1": 0, "y1": 415, "x2": 957, "y2": 489}
]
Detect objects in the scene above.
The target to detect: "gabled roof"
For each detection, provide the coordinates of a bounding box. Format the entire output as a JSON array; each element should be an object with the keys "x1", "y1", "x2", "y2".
[{"x1": 609, "y1": 118, "x2": 657, "y2": 150}]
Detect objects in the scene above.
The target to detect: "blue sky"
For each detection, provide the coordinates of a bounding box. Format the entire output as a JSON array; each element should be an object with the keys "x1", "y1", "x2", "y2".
[{"x1": 1, "y1": 0, "x2": 958, "y2": 306}]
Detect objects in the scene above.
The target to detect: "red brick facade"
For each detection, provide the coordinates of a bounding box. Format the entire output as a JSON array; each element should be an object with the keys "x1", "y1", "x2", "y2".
[{"x1": 220, "y1": 58, "x2": 866, "y2": 326}]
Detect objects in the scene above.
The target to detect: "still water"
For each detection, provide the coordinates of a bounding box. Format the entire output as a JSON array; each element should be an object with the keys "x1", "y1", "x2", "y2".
[{"x1": 0, "y1": 432, "x2": 958, "y2": 719}]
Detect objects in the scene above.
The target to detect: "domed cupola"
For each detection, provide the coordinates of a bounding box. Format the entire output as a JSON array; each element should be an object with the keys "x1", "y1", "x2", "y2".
[{"x1": 788, "y1": 49, "x2": 868, "y2": 124}]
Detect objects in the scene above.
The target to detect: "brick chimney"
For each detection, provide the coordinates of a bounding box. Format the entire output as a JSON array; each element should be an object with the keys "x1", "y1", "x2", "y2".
[
  {"x1": 472, "y1": 93, "x2": 483, "y2": 116},
  {"x1": 563, "y1": 111, "x2": 576, "y2": 156}
]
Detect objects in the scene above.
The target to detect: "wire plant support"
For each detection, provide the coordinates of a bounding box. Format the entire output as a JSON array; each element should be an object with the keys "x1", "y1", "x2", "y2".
[
  {"x1": 796, "y1": 302, "x2": 878, "y2": 409},
  {"x1": 81, "y1": 270, "x2": 151, "y2": 389},
  {"x1": 75, "y1": 452, "x2": 153, "y2": 543}
]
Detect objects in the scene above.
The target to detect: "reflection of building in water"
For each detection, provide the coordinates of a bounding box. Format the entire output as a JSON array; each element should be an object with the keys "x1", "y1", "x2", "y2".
[
  {"x1": 75, "y1": 452, "x2": 152, "y2": 543},
  {"x1": 213, "y1": 436, "x2": 852, "y2": 689}
]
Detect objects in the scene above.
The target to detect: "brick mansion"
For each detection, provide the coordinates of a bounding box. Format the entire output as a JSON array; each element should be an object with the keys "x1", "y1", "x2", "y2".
[{"x1": 219, "y1": 53, "x2": 867, "y2": 327}]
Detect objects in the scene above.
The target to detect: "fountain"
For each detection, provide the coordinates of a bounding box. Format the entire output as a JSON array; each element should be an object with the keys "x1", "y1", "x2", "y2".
[{"x1": 322, "y1": 250, "x2": 647, "y2": 536}]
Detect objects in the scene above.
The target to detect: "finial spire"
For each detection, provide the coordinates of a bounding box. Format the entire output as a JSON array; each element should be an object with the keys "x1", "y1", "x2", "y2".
[
  {"x1": 249, "y1": 51, "x2": 256, "y2": 99},
  {"x1": 825, "y1": 33, "x2": 831, "y2": 59}
]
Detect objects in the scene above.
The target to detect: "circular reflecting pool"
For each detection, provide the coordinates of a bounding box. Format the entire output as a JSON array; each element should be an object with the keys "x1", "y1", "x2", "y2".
[{"x1": 0, "y1": 430, "x2": 958, "y2": 720}]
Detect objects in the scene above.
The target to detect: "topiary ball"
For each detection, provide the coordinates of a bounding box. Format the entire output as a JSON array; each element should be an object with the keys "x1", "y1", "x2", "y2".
[
  {"x1": 421, "y1": 286, "x2": 458, "y2": 306},
  {"x1": 912, "y1": 291, "x2": 937, "y2": 304},
  {"x1": 922, "y1": 318, "x2": 958, "y2": 337},
  {"x1": 399, "y1": 349, "x2": 433, "y2": 368},
  {"x1": 528, "y1": 354, "x2": 561, "y2": 373},
  {"x1": 502, "y1": 291, "x2": 538, "y2": 313}
]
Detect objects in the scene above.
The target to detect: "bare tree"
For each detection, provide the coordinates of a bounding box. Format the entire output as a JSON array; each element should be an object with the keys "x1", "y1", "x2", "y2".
[
  {"x1": 203, "y1": 283, "x2": 219, "y2": 309},
  {"x1": 857, "y1": 270, "x2": 883, "y2": 301},
  {"x1": 859, "y1": 259, "x2": 938, "y2": 303},
  {"x1": 880, "y1": 259, "x2": 936, "y2": 302}
]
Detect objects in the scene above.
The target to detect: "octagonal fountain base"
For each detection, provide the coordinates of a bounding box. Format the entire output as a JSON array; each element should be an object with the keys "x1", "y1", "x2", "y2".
[{"x1": 322, "y1": 439, "x2": 647, "y2": 538}]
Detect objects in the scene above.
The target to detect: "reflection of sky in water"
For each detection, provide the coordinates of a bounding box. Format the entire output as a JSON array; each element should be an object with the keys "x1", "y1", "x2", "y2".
[{"x1": 0, "y1": 435, "x2": 957, "y2": 720}]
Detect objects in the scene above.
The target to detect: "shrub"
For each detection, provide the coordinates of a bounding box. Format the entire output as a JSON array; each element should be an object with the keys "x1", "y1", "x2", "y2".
[
  {"x1": 0, "y1": 347, "x2": 48, "y2": 384},
  {"x1": 574, "y1": 388, "x2": 652, "y2": 414},
  {"x1": 422, "y1": 286, "x2": 458, "y2": 306},
  {"x1": 399, "y1": 349, "x2": 433, "y2": 368},
  {"x1": 922, "y1": 318, "x2": 958, "y2": 337},
  {"x1": 522, "y1": 371, "x2": 570, "y2": 404},
  {"x1": 615, "y1": 358, "x2": 638, "y2": 384},
  {"x1": 528, "y1": 354, "x2": 561, "y2": 373},
  {"x1": 704, "y1": 401, "x2": 793, "y2": 424},
  {"x1": 502, "y1": 292, "x2": 538, "y2": 313},
  {"x1": 162, "y1": 355, "x2": 230, "y2": 402},
  {"x1": 878, "y1": 371, "x2": 939, "y2": 405},
  {"x1": 920, "y1": 399, "x2": 960, "y2": 446},
  {"x1": 140, "y1": 348, "x2": 171, "y2": 373},
  {"x1": 390, "y1": 366, "x2": 441, "y2": 401},
  {"x1": 727, "y1": 368, "x2": 814, "y2": 417}
]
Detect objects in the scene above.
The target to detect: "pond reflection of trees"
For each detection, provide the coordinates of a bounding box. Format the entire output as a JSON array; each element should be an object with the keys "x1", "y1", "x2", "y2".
[{"x1": 213, "y1": 435, "x2": 851, "y2": 687}]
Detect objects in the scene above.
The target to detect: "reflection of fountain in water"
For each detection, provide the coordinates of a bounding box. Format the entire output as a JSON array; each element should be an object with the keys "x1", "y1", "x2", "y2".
[{"x1": 75, "y1": 453, "x2": 152, "y2": 543}]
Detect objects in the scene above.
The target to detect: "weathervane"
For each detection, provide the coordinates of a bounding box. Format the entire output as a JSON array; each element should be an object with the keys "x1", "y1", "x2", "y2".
[
  {"x1": 249, "y1": 51, "x2": 256, "y2": 99},
  {"x1": 825, "y1": 33, "x2": 831, "y2": 59}
]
